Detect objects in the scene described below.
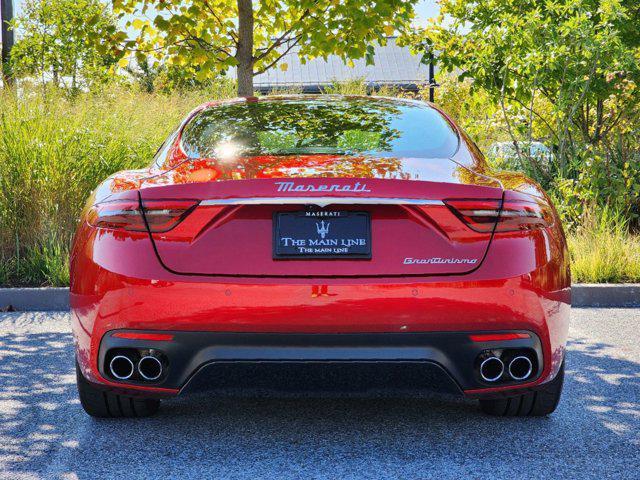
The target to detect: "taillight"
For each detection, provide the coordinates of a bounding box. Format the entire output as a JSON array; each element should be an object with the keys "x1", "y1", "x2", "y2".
[
  {"x1": 87, "y1": 200, "x2": 146, "y2": 231},
  {"x1": 494, "y1": 199, "x2": 554, "y2": 231},
  {"x1": 445, "y1": 197, "x2": 553, "y2": 233},
  {"x1": 443, "y1": 199, "x2": 501, "y2": 233},
  {"x1": 88, "y1": 199, "x2": 197, "y2": 232},
  {"x1": 142, "y1": 200, "x2": 199, "y2": 232}
]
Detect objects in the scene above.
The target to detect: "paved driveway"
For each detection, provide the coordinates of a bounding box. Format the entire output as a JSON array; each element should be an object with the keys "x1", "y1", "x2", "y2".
[{"x1": 1, "y1": 309, "x2": 639, "y2": 479}]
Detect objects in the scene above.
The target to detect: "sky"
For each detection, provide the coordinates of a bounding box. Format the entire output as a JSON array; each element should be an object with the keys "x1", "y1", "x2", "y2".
[
  {"x1": 10, "y1": 0, "x2": 441, "y2": 28},
  {"x1": 414, "y1": 0, "x2": 440, "y2": 27}
]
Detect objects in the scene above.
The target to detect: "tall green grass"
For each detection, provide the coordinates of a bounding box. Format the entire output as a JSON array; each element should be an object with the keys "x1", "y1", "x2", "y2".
[
  {"x1": 568, "y1": 208, "x2": 640, "y2": 283},
  {"x1": 321, "y1": 78, "x2": 407, "y2": 97},
  {"x1": 1, "y1": 84, "x2": 638, "y2": 286},
  {"x1": 0, "y1": 86, "x2": 227, "y2": 286}
]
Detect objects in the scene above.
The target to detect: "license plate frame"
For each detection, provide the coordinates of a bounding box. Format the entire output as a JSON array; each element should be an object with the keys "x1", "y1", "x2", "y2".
[{"x1": 273, "y1": 210, "x2": 372, "y2": 260}]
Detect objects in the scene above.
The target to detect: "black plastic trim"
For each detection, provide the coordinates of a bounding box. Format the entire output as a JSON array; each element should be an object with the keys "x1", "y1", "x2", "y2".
[{"x1": 98, "y1": 330, "x2": 543, "y2": 393}]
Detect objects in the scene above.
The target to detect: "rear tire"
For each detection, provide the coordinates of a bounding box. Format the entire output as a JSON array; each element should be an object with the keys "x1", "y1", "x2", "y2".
[
  {"x1": 76, "y1": 360, "x2": 160, "y2": 418},
  {"x1": 479, "y1": 360, "x2": 564, "y2": 417}
]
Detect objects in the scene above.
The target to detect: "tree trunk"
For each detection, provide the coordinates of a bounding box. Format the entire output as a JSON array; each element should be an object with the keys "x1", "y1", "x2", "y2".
[
  {"x1": 236, "y1": 0, "x2": 254, "y2": 97},
  {"x1": 1, "y1": 0, "x2": 15, "y2": 88},
  {"x1": 594, "y1": 99, "x2": 604, "y2": 143},
  {"x1": 52, "y1": 65, "x2": 59, "y2": 88}
]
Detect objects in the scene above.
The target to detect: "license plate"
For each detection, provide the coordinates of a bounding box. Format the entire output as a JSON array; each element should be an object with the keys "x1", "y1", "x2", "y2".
[{"x1": 273, "y1": 211, "x2": 371, "y2": 259}]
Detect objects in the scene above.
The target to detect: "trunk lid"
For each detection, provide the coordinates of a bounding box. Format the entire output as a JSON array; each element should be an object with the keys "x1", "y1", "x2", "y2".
[{"x1": 139, "y1": 157, "x2": 503, "y2": 277}]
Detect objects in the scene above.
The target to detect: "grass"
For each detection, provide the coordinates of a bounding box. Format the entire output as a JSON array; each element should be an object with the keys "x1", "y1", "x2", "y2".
[
  {"x1": 0, "y1": 86, "x2": 226, "y2": 286},
  {"x1": 0, "y1": 83, "x2": 638, "y2": 286},
  {"x1": 568, "y1": 209, "x2": 640, "y2": 283}
]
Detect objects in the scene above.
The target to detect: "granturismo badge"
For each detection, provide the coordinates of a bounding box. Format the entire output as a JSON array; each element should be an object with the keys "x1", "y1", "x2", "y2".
[
  {"x1": 275, "y1": 181, "x2": 371, "y2": 193},
  {"x1": 403, "y1": 257, "x2": 479, "y2": 265}
]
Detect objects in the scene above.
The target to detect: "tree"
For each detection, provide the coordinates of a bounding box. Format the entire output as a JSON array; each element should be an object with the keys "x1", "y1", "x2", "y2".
[
  {"x1": 1, "y1": 0, "x2": 15, "y2": 87},
  {"x1": 409, "y1": 0, "x2": 640, "y2": 169},
  {"x1": 113, "y1": 0, "x2": 418, "y2": 96},
  {"x1": 11, "y1": 0, "x2": 120, "y2": 91},
  {"x1": 407, "y1": 0, "x2": 640, "y2": 224}
]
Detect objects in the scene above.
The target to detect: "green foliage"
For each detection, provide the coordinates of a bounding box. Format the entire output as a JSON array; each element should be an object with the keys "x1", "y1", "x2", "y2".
[
  {"x1": 569, "y1": 207, "x2": 640, "y2": 283},
  {"x1": 320, "y1": 78, "x2": 410, "y2": 97},
  {"x1": 553, "y1": 146, "x2": 640, "y2": 229},
  {"x1": 0, "y1": 234, "x2": 70, "y2": 287},
  {"x1": 418, "y1": 0, "x2": 640, "y2": 151},
  {"x1": 125, "y1": 57, "x2": 238, "y2": 95},
  {"x1": 263, "y1": 85, "x2": 304, "y2": 96},
  {"x1": 0, "y1": 86, "x2": 227, "y2": 286},
  {"x1": 113, "y1": 0, "x2": 418, "y2": 95},
  {"x1": 17, "y1": 234, "x2": 70, "y2": 287},
  {"x1": 10, "y1": 0, "x2": 121, "y2": 91},
  {"x1": 322, "y1": 78, "x2": 370, "y2": 95},
  {"x1": 155, "y1": 68, "x2": 237, "y2": 96},
  {"x1": 125, "y1": 56, "x2": 163, "y2": 93},
  {"x1": 423, "y1": 76, "x2": 504, "y2": 150},
  {"x1": 408, "y1": 0, "x2": 640, "y2": 228}
]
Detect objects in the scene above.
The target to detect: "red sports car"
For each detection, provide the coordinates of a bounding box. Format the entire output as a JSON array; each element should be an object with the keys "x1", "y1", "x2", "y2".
[{"x1": 70, "y1": 96, "x2": 570, "y2": 418}]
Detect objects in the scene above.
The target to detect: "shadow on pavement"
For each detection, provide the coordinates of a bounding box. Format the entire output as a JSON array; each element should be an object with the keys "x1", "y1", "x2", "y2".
[{"x1": 0, "y1": 323, "x2": 638, "y2": 479}]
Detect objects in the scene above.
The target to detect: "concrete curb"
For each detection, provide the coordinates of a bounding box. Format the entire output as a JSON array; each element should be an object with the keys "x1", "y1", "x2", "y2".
[
  {"x1": 0, "y1": 284, "x2": 639, "y2": 311},
  {"x1": 571, "y1": 283, "x2": 640, "y2": 308},
  {"x1": 0, "y1": 288, "x2": 70, "y2": 312}
]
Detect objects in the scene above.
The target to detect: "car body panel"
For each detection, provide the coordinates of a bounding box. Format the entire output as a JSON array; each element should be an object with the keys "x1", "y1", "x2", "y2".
[
  {"x1": 139, "y1": 177, "x2": 502, "y2": 277},
  {"x1": 70, "y1": 213, "x2": 570, "y2": 396},
  {"x1": 69, "y1": 95, "x2": 571, "y2": 400}
]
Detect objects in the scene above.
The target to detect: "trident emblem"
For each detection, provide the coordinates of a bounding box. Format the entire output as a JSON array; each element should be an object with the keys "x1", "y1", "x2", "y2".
[{"x1": 316, "y1": 221, "x2": 330, "y2": 239}]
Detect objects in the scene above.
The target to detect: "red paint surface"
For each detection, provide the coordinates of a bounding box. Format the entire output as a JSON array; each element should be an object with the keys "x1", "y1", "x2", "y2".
[{"x1": 70, "y1": 96, "x2": 571, "y2": 398}]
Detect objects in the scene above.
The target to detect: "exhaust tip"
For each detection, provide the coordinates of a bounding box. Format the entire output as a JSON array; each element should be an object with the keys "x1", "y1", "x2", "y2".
[
  {"x1": 138, "y1": 355, "x2": 163, "y2": 381},
  {"x1": 109, "y1": 355, "x2": 135, "y2": 380},
  {"x1": 479, "y1": 356, "x2": 504, "y2": 382},
  {"x1": 508, "y1": 356, "x2": 533, "y2": 381}
]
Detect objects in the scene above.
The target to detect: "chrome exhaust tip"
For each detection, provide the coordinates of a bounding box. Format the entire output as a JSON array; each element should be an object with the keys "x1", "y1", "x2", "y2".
[
  {"x1": 479, "y1": 356, "x2": 504, "y2": 382},
  {"x1": 109, "y1": 355, "x2": 135, "y2": 380},
  {"x1": 508, "y1": 356, "x2": 533, "y2": 381},
  {"x1": 138, "y1": 355, "x2": 163, "y2": 381}
]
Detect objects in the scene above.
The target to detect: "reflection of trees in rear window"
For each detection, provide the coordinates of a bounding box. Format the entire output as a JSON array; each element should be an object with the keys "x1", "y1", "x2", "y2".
[
  {"x1": 256, "y1": 131, "x2": 298, "y2": 152},
  {"x1": 337, "y1": 131, "x2": 382, "y2": 152},
  {"x1": 181, "y1": 99, "x2": 459, "y2": 159}
]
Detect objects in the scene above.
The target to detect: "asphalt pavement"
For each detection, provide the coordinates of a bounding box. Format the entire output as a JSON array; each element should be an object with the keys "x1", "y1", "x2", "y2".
[{"x1": 0, "y1": 309, "x2": 639, "y2": 479}]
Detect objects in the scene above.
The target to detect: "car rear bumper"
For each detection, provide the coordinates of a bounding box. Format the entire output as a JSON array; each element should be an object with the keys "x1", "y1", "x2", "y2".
[
  {"x1": 70, "y1": 225, "x2": 570, "y2": 399},
  {"x1": 96, "y1": 330, "x2": 544, "y2": 395},
  {"x1": 72, "y1": 274, "x2": 569, "y2": 399}
]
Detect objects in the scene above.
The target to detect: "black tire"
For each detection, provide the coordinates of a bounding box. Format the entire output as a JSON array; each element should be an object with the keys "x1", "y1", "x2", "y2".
[
  {"x1": 76, "y1": 360, "x2": 160, "y2": 418},
  {"x1": 479, "y1": 360, "x2": 564, "y2": 417}
]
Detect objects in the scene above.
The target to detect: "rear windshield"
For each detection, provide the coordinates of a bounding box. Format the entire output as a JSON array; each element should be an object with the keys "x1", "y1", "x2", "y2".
[{"x1": 180, "y1": 99, "x2": 459, "y2": 159}]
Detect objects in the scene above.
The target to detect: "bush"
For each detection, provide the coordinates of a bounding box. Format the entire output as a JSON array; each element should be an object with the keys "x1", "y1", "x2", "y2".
[
  {"x1": 0, "y1": 86, "x2": 227, "y2": 286},
  {"x1": 1, "y1": 81, "x2": 638, "y2": 285},
  {"x1": 553, "y1": 145, "x2": 640, "y2": 230},
  {"x1": 568, "y1": 208, "x2": 640, "y2": 283},
  {"x1": 421, "y1": 76, "x2": 505, "y2": 151}
]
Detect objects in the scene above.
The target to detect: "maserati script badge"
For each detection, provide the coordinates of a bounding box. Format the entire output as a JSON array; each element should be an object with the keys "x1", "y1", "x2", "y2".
[{"x1": 275, "y1": 181, "x2": 371, "y2": 193}]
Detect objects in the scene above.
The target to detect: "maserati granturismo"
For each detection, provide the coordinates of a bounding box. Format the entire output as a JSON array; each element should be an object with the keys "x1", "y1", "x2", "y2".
[{"x1": 70, "y1": 96, "x2": 570, "y2": 417}]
